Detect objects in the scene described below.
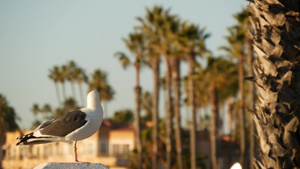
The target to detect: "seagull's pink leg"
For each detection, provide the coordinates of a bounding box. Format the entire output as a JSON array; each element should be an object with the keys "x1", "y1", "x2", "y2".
[
  {"x1": 73, "y1": 141, "x2": 89, "y2": 163},
  {"x1": 73, "y1": 141, "x2": 79, "y2": 162}
]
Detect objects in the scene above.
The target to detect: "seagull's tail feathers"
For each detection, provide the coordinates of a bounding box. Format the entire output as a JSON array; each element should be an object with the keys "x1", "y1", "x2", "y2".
[{"x1": 16, "y1": 132, "x2": 54, "y2": 146}]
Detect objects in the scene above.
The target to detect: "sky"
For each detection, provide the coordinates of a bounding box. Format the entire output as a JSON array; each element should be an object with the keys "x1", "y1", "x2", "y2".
[{"x1": 0, "y1": 0, "x2": 249, "y2": 130}]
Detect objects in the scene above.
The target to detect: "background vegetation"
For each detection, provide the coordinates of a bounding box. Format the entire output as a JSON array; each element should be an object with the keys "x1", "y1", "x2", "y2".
[{"x1": 1, "y1": 3, "x2": 280, "y2": 169}]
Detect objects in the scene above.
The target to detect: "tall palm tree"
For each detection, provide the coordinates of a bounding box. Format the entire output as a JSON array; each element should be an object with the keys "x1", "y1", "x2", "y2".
[
  {"x1": 221, "y1": 23, "x2": 247, "y2": 167},
  {"x1": 202, "y1": 57, "x2": 238, "y2": 169},
  {"x1": 41, "y1": 104, "x2": 52, "y2": 120},
  {"x1": 76, "y1": 67, "x2": 88, "y2": 106},
  {"x1": 162, "y1": 26, "x2": 176, "y2": 169},
  {"x1": 115, "y1": 31, "x2": 146, "y2": 169},
  {"x1": 162, "y1": 23, "x2": 177, "y2": 169},
  {"x1": 232, "y1": 9, "x2": 257, "y2": 169},
  {"x1": 137, "y1": 6, "x2": 163, "y2": 169},
  {"x1": 141, "y1": 91, "x2": 153, "y2": 121},
  {"x1": 248, "y1": 0, "x2": 300, "y2": 168},
  {"x1": 63, "y1": 97, "x2": 78, "y2": 112},
  {"x1": 49, "y1": 66, "x2": 62, "y2": 106},
  {"x1": 60, "y1": 65, "x2": 68, "y2": 101},
  {"x1": 180, "y1": 22, "x2": 210, "y2": 169},
  {"x1": 66, "y1": 61, "x2": 78, "y2": 100},
  {"x1": 31, "y1": 104, "x2": 40, "y2": 116},
  {"x1": 0, "y1": 94, "x2": 19, "y2": 169},
  {"x1": 88, "y1": 69, "x2": 114, "y2": 116}
]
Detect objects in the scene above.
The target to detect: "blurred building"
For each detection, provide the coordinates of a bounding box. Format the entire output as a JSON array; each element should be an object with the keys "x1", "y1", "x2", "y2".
[
  {"x1": 2, "y1": 120, "x2": 241, "y2": 169},
  {"x1": 2, "y1": 120, "x2": 135, "y2": 169}
]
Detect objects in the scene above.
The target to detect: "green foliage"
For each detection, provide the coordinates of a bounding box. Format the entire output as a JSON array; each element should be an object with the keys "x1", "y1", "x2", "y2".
[
  {"x1": 31, "y1": 119, "x2": 42, "y2": 129},
  {"x1": 30, "y1": 97, "x2": 79, "y2": 129},
  {"x1": 109, "y1": 109, "x2": 133, "y2": 125},
  {"x1": 89, "y1": 69, "x2": 115, "y2": 102},
  {"x1": 141, "y1": 91, "x2": 152, "y2": 122},
  {"x1": 0, "y1": 94, "x2": 20, "y2": 133}
]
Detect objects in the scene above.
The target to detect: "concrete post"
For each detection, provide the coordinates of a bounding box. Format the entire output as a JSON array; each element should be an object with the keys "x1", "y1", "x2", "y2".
[{"x1": 34, "y1": 162, "x2": 109, "y2": 169}]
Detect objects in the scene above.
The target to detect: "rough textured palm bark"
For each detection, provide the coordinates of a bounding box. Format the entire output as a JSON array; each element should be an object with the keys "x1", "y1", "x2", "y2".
[
  {"x1": 188, "y1": 53, "x2": 197, "y2": 169},
  {"x1": 172, "y1": 57, "x2": 183, "y2": 169},
  {"x1": 248, "y1": 0, "x2": 300, "y2": 168},
  {"x1": 152, "y1": 58, "x2": 160, "y2": 169}
]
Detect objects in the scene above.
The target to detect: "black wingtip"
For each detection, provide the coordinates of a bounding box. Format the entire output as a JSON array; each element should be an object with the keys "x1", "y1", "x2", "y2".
[{"x1": 16, "y1": 140, "x2": 24, "y2": 146}]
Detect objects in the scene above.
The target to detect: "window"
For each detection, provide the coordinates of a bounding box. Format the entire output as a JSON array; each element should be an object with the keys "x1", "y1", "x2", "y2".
[
  {"x1": 88, "y1": 143, "x2": 94, "y2": 155},
  {"x1": 100, "y1": 142, "x2": 107, "y2": 155},
  {"x1": 48, "y1": 145, "x2": 52, "y2": 156},
  {"x1": 56, "y1": 145, "x2": 59, "y2": 156},
  {"x1": 112, "y1": 144, "x2": 119, "y2": 156},
  {"x1": 122, "y1": 144, "x2": 129, "y2": 155},
  {"x1": 36, "y1": 147, "x2": 40, "y2": 158},
  {"x1": 69, "y1": 143, "x2": 73, "y2": 155},
  {"x1": 43, "y1": 145, "x2": 47, "y2": 159}
]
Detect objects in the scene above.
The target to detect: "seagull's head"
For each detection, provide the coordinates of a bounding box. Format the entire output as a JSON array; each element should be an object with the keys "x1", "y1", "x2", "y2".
[{"x1": 87, "y1": 91, "x2": 100, "y2": 108}]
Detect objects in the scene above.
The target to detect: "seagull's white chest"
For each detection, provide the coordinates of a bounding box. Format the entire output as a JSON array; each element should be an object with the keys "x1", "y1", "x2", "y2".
[{"x1": 66, "y1": 106, "x2": 103, "y2": 141}]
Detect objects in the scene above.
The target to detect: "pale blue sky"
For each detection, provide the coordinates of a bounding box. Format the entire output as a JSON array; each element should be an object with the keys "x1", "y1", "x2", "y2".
[{"x1": 0, "y1": 1, "x2": 249, "y2": 129}]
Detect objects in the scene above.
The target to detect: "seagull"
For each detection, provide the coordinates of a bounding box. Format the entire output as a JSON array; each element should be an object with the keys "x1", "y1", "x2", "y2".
[{"x1": 16, "y1": 91, "x2": 103, "y2": 162}]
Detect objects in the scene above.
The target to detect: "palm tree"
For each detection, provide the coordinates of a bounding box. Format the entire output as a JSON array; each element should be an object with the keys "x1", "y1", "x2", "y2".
[
  {"x1": 60, "y1": 65, "x2": 68, "y2": 100},
  {"x1": 31, "y1": 104, "x2": 40, "y2": 116},
  {"x1": 110, "y1": 109, "x2": 133, "y2": 125},
  {"x1": 248, "y1": 0, "x2": 300, "y2": 168},
  {"x1": 49, "y1": 66, "x2": 62, "y2": 106},
  {"x1": 31, "y1": 104, "x2": 42, "y2": 129},
  {"x1": 41, "y1": 104, "x2": 52, "y2": 120},
  {"x1": 137, "y1": 6, "x2": 163, "y2": 169},
  {"x1": 180, "y1": 22, "x2": 210, "y2": 169},
  {"x1": 63, "y1": 97, "x2": 78, "y2": 112},
  {"x1": 141, "y1": 91, "x2": 153, "y2": 122},
  {"x1": 203, "y1": 56, "x2": 238, "y2": 169},
  {"x1": 88, "y1": 69, "x2": 114, "y2": 116},
  {"x1": 233, "y1": 8, "x2": 257, "y2": 169},
  {"x1": 76, "y1": 67, "x2": 88, "y2": 106},
  {"x1": 66, "y1": 61, "x2": 78, "y2": 100},
  {"x1": 158, "y1": 12, "x2": 180, "y2": 169},
  {"x1": 0, "y1": 94, "x2": 19, "y2": 169},
  {"x1": 221, "y1": 23, "x2": 247, "y2": 167},
  {"x1": 115, "y1": 31, "x2": 146, "y2": 169}
]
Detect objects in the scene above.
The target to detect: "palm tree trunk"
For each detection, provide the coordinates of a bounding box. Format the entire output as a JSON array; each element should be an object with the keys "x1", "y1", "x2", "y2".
[
  {"x1": 238, "y1": 54, "x2": 246, "y2": 168},
  {"x1": 248, "y1": 0, "x2": 300, "y2": 168},
  {"x1": 188, "y1": 53, "x2": 197, "y2": 169},
  {"x1": 246, "y1": 35, "x2": 255, "y2": 169},
  {"x1": 0, "y1": 135, "x2": 4, "y2": 169},
  {"x1": 0, "y1": 116, "x2": 5, "y2": 169},
  {"x1": 227, "y1": 99, "x2": 232, "y2": 135},
  {"x1": 71, "y1": 81, "x2": 76, "y2": 101},
  {"x1": 210, "y1": 82, "x2": 219, "y2": 169},
  {"x1": 165, "y1": 56, "x2": 173, "y2": 169},
  {"x1": 134, "y1": 63, "x2": 142, "y2": 169},
  {"x1": 78, "y1": 83, "x2": 85, "y2": 107},
  {"x1": 172, "y1": 57, "x2": 183, "y2": 169},
  {"x1": 0, "y1": 129, "x2": 5, "y2": 169},
  {"x1": 54, "y1": 82, "x2": 61, "y2": 106},
  {"x1": 152, "y1": 58, "x2": 160, "y2": 169},
  {"x1": 61, "y1": 82, "x2": 67, "y2": 101},
  {"x1": 227, "y1": 99, "x2": 233, "y2": 168}
]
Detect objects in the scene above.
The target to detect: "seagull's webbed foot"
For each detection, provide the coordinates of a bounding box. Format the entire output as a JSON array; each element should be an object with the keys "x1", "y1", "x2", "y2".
[{"x1": 75, "y1": 161, "x2": 90, "y2": 163}]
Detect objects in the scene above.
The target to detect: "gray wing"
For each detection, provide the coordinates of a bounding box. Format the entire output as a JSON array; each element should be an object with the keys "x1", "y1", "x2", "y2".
[{"x1": 38, "y1": 110, "x2": 87, "y2": 137}]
